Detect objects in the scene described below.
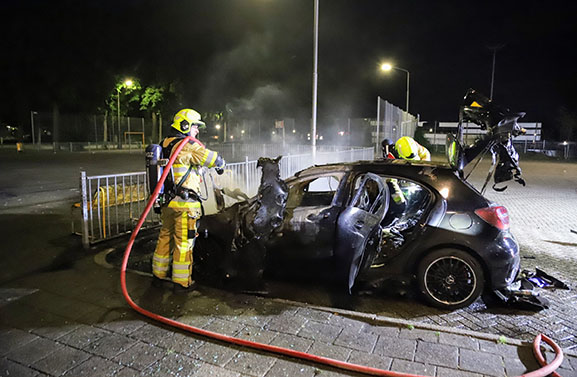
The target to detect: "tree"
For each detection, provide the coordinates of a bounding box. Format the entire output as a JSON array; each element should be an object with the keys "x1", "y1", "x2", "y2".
[
  {"x1": 140, "y1": 86, "x2": 164, "y2": 142},
  {"x1": 557, "y1": 107, "x2": 577, "y2": 142}
]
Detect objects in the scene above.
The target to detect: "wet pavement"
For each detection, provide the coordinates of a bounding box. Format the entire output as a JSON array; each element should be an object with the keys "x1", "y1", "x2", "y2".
[{"x1": 1, "y1": 150, "x2": 577, "y2": 376}]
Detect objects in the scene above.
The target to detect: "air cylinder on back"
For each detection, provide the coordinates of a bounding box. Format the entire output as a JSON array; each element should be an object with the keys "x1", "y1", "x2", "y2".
[{"x1": 145, "y1": 144, "x2": 164, "y2": 196}]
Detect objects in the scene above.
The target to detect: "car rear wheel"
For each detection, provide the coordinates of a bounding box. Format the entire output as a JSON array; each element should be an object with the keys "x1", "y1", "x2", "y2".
[{"x1": 417, "y1": 249, "x2": 484, "y2": 310}]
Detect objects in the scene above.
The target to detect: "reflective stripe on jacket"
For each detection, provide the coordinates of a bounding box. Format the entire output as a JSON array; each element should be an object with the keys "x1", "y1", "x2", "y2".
[{"x1": 161, "y1": 137, "x2": 223, "y2": 209}]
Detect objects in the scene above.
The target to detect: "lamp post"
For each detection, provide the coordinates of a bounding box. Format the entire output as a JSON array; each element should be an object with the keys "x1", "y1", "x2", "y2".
[
  {"x1": 311, "y1": 0, "x2": 319, "y2": 162},
  {"x1": 116, "y1": 79, "x2": 134, "y2": 149},
  {"x1": 30, "y1": 111, "x2": 38, "y2": 145},
  {"x1": 380, "y1": 63, "x2": 410, "y2": 113}
]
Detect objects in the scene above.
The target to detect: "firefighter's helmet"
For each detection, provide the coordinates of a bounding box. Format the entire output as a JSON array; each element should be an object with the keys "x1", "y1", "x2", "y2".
[
  {"x1": 171, "y1": 109, "x2": 206, "y2": 135},
  {"x1": 395, "y1": 136, "x2": 420, "y2": 161}
]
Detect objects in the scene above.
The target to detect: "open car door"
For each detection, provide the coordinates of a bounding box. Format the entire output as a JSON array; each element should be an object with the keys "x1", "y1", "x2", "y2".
[{"x1": 334, "y1": 173, "x2": 389, "y2": 292}]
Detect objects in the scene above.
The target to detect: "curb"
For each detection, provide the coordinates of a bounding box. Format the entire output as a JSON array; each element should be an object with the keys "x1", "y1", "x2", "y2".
[{"x1": 271, "y1": 297, "x2": 577, "y2": 357}]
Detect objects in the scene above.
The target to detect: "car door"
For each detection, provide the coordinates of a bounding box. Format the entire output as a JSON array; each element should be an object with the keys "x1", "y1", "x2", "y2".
[
  {"x1": 271, "y1": 174, "x2": 344, "y2": 259},
  {"x1": 334, "y1": 173, "x2": 389, "y2": 292}
]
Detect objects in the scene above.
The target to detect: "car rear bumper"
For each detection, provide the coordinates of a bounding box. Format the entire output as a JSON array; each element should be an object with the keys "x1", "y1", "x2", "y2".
[{"x1": 486, "y1": 231, "x2": 520, "y2": 290}]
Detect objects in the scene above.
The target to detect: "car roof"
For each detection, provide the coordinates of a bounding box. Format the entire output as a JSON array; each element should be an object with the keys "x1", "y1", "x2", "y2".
[{"x1": 290, "y1": 159, "x2": 488, "y2": 209}]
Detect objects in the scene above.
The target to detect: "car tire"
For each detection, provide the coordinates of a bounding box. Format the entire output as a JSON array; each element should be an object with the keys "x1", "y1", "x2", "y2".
[{"x1": 417, "y1": 248, "x2": 484, "y2": 310}]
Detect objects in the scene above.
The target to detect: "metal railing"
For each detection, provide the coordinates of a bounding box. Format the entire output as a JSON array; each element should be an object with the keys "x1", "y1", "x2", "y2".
[{"x1": 74, "y1": 147, "x2": 374, "y2": 248}]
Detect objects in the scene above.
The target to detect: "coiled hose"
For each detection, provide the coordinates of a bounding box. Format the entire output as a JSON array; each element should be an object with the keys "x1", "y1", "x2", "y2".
[{"x1": 121, "y1": 136, "x2": 563, "y2": 377}]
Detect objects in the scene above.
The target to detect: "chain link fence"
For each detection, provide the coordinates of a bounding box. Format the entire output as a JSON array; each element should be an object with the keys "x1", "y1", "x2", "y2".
[{"x1": 375, "y1": 97, "x2": 418, "y2": 151}]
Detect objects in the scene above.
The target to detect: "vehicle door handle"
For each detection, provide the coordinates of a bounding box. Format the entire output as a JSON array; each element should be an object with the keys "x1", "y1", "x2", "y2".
[{"x1": 354, "y1": 221, "x2": 364, "y2": 229}]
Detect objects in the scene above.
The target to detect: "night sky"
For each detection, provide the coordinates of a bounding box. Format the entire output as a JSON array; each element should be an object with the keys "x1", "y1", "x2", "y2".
[{"x1": 1, "y1": 0, "x2": 576, "y2": 138}]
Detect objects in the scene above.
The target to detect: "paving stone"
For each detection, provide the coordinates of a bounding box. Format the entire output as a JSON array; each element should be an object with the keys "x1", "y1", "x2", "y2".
[
  {"x1": 130, "y1": 323, "x2": 204, "y2": 356},
  {"x1": 477, "y1": 339, "x2": 520, "y2": 358},
  {"x1": 503, "y1": 356, "x2": 541, "y2": 376},
  {"x1": 194, "y1": 342, "x2": 240, "y2": 366},
  {"x1": 5, "y1": 337, "x2": 62, "y2": 365},
  {"x1": 270, "y1": 333, "x2": 313, "y2": 352},
  {"x1": 555, "y1": 367, "x2": 577, "y2": 377},
  {"x1": 30, "y1": 319, "x2": 81, "y2": 340},
  {"x1": 64, "y1": 355, "x2": 124, "y2": 376},
  {"x1": 327, "y1": 315, "x2": 365, "y2": 334},
  {"x1": 334, "y1": 328, "x2": 378, "y2": 353},
  {"x1": 176, "y1": 313, "x2": 215, "y2": 329},
  {"x1": 295, "y1": 307, "x2": 332, "y2": 323},
  {"x1": 373, "y1": 336, "x2": 416, "y2": 360},
  {"x1": 569, "y1": 355, "x2": 577, "y2": 370},
  {"x1": 57, "y1": 324, "x2": 111, "y2": 349},
  {"x1": 459, "y1": 348, "x2": 505, "y2": 377},
  {"x1": 414, "y1": 340, "x2": 458, "y2": 368},
  {"x1": 0, "y1": 357, "x2": 40, "y2": 377},
  {"x1": 363, "y1": 324, "x2": 400, "y2": 338},
  {"x1": 436, "y1": 366, "x2": 483, "y2": 377},
  {"x1": 83, "y1": 333, "x2": 138, "y2": 359},
  {"x1": 390, "y1": 359, "x2": 436, "y2": 376},
  {"x1": 236, "y1": 325, "x2": 277, "y2": 344},
  {"x1": 226, "y1": 312, "x2": 271, "y2": 328},
  {"x1": 297, "y1": 320, "x2": 342, "y2": 343},
  {"x1": 0, "y1": 303, "x2": 55, "y2": 330},
  {"x1": 113, "y1": 341, "x2": 166, "y2": 371},
  {"x1": 113, "y1": 367, "x2": 141, "y2": 377},
  {"x1": 32, "y1": 345, "x2": 91, "y2": 376},
  {"x1": 203, "y1": 318, "x2": 245, "y2": 336},
  {"x1": 88, "y1": 309, "x2": 146, "y2": 335},
  {"x1": 142, "y1": 353, "x2": 203, "y2": 376},
  {"x1": 347, "y1": 350, "x2": 392, "y2": 370},
  {"x1": 0, "y1": 328, "x2": 38, "y2": 356},
  {"x1": 264, "y1": 359, "x2": 317, "y2": 377},
  {"x1": 225, "y1": 350, "x2": 277, "y2": 376},
  {"x1": 399, "y1": 327, "x2": 440, "y2": 342},
  {"x1": 438, "y1": 332, "x2": 479, "y2": 350},
  {"x1": 192, "y1": 362, "x2": 241, "y2": 377},
  {"x1": 307, "y1": 341, "x2": 351, "y2": 362},
  {"x1": 265, "y1": 312, "x2": 308, "y2": 335}
]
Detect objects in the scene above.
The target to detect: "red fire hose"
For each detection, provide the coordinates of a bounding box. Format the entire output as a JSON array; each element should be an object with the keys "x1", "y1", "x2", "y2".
[{"x1": 120, "y1": 136, "x2": 563, "y2": 377}]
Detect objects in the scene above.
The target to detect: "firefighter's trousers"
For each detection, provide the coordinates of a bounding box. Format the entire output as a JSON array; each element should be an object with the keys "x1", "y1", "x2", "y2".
[{"x1": 152, "y1": 207, "x2": 200, "y2": 287}]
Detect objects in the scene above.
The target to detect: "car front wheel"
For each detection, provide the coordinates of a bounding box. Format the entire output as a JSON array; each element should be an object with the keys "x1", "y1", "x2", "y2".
[{"x1": 417, "y1": 249, "x2": 484, "y2": 310}]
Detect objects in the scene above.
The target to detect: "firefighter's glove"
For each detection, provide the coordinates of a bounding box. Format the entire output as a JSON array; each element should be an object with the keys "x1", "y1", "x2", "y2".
[{"x1": 215, "y1": 167, "x2": 225, "y2": 175}]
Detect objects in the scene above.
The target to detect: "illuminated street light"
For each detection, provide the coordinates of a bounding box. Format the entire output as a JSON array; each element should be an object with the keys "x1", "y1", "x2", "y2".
[
  {"x1": 380, "y1": 62, "x2": 410, "y2": 112},
  {"x1": 117, "y1": 78, "x2": 134, "y2": 148},
  {"x1": 215, "y1": 124, "x2": 221, "y2": 130}
]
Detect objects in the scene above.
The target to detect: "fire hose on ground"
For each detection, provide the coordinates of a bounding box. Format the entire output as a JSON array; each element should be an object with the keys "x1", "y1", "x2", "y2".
[{"x1": 120, "y1": 135, "x2": 564, "y2": 377}]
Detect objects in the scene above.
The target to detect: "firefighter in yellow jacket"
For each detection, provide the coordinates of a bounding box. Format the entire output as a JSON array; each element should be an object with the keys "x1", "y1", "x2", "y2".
[{"x1": 153, "y1": 109, "x2": 225, "y2": 291}]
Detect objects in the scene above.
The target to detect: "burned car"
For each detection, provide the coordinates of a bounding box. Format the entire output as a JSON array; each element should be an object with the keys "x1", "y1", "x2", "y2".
[
  {"x1": 195, "y1": 158, "x2": 519, "y2": 310},
  {"x1": 193, "y1": 90, "x2": 567, "y2": 310}
]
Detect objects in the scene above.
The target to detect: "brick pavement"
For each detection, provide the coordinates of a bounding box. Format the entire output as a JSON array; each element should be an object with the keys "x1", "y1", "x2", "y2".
[{"x1": 1, "y1": 254, "x2": 577, "y2": 377}]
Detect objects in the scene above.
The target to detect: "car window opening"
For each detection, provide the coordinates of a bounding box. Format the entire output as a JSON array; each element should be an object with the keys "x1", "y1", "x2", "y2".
[{"x1": 287, "y1": 174, "x2": 343, "y2": 208}]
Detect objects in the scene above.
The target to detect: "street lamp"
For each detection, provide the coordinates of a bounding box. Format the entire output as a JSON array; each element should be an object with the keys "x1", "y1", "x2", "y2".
[
  {"x1": 117, "y1": 79, "x2": 134, "y2": 148},
  {"x1": 30, "y1": 111, "x2": 38, "y2": 145},
  {"x1": 380, "y1": 63, "x2": 410, "y2": 113},
  {"x1": 311, "y1": 0, "x2": 319, "y2": 162}
]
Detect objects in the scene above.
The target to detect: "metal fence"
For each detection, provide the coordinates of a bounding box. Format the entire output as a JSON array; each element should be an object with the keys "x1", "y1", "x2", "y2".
[
  {"x1": 375, "y1": 97, "x2": 418, "y2": 151},
  {"x1": 74, "y1": 147, "x2": 374, "y2": 247}
]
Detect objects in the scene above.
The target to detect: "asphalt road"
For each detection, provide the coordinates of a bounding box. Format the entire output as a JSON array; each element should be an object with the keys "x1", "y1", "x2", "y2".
[{"x1": 1, "y1": 149, "x2": 576, "y2": 349}]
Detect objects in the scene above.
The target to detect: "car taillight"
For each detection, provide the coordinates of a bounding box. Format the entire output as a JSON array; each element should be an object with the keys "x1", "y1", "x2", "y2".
[{"x1": 474, "y1": 206, "x2": 510, "y2": 230}]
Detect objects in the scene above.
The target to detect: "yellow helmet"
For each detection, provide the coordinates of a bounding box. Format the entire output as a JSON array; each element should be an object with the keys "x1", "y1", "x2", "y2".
[
  {"x1": 395, "y1": 136, "x2": 420, "y2": 161},
  {"x1": 171, "y1": 108, "x2": 206, "y2": 135}
]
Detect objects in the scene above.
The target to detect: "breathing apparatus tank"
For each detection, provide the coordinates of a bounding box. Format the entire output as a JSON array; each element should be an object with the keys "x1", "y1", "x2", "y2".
[{"x1": 145, "y1": 144, "x2": 165, "y2": 213}]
